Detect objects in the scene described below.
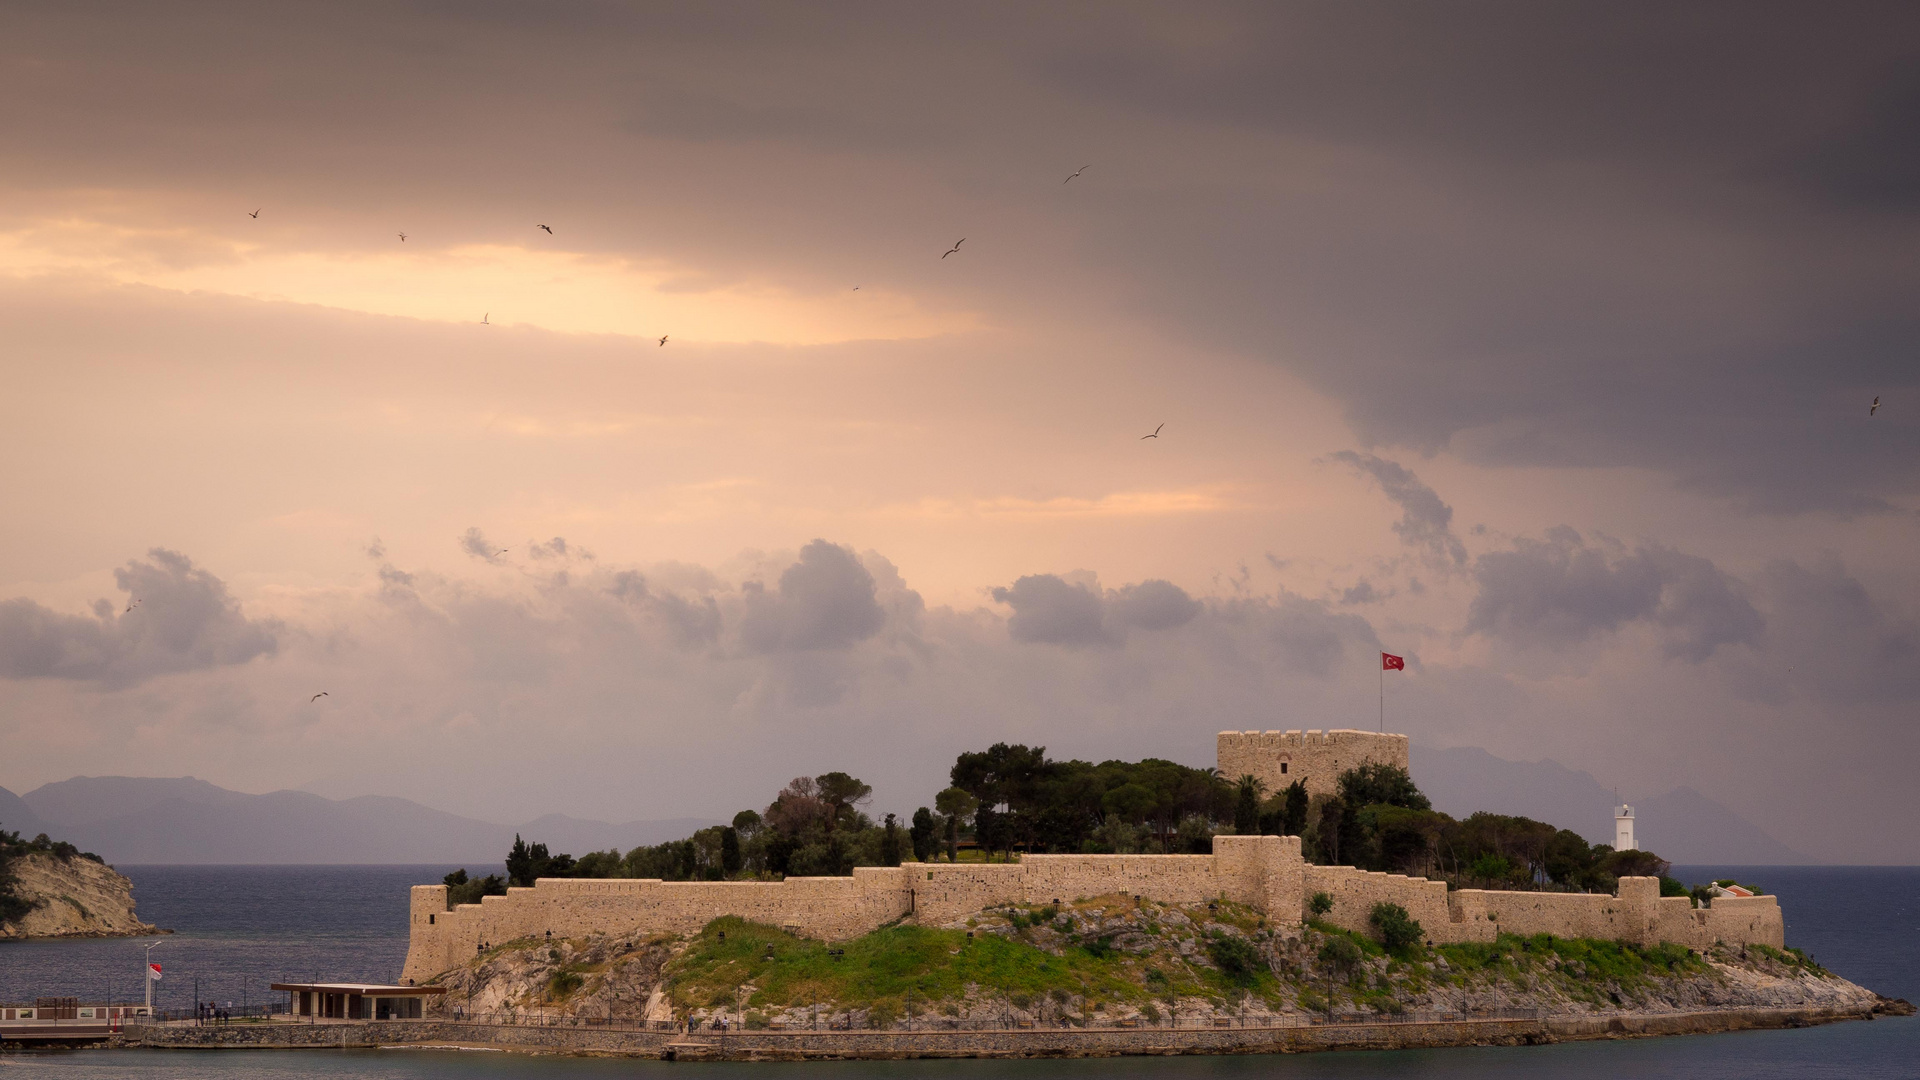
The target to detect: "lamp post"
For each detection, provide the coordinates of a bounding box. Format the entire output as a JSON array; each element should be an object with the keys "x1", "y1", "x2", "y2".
[{"x1": 142, "y1": 940, "x2": 166, "y2": 1017}]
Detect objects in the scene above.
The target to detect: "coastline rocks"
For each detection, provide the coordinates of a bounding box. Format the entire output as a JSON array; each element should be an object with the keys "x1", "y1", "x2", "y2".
[{"x1": 0, "y1": 852, "x2": 156, "y2": 940}]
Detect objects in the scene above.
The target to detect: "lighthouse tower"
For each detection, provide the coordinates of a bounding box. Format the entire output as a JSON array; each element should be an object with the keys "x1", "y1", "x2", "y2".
[{"x1": 1615, "y1": 803, "x2": 1636, "y2": 851}]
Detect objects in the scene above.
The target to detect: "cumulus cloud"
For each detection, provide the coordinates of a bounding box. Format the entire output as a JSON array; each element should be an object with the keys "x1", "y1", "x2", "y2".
[
  {"x1": 993, "y1": 575, "x2": 1111, "y2": 646},
  {"x1": 739, "y1": 540, "x2": 890, "y2": 652},
  {"x1": 1330, "y1": 451, "x2": 1468, "y2": 569},
  {"x1": 0, "y1": 549, "x2": 278, "y2": 686},
  {"x1": 992, "y1": 574, "x2": 1203, "y2": 647},
  {"x1": 1466, "y1": 527, "x2": 1762, "y2": 661}
]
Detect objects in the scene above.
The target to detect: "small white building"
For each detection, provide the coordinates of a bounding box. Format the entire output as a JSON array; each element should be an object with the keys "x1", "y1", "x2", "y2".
[{"x1": 1615, "y1": 804, "x2": 1636, "y2": 851}]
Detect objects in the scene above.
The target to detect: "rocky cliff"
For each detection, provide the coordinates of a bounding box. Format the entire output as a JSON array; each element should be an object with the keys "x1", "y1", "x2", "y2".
[{"x1": 0, "y1": 852, "x2": 156, "y2": 939}]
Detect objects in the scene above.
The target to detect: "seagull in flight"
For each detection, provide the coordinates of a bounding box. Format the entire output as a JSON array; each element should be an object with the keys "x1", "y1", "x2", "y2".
[
  {"x1": 1063, "y1": 165, "x2": 1090, "y2": 184},
  {"x1": 482, "y1": 313, "x2": 490, "y2": 325},
  {"x1": 941, "y1": 238, "x2": 966, "y2": 259},
  {"x1": 1140, "y1": 423, "x2": 1163, "y2": 440},
  {"x1": 538, "y1": 224, "x2": 553, "y2": 235},
  {"x1": 124, "y1": 598, "x2": 141, "y2": 614},
  {"x1": 398, "y1": 232, "x2": 407, "y2": 242},
  {"x1": 1870, "y1": 395, "x2": 1880, "y2": 416},
  {"x1": 658, "y1": 335, "x2": 668, "y2": 347},
  {"x1": 248, "y1": 208, "x2": 261, "y2": 219},
  {"x1": 310, "y1": 692, "x2": 328, "y2": 703}
]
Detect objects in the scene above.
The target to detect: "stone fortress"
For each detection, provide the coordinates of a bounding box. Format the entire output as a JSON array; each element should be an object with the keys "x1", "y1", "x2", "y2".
[{"x1": 401, "y1": 729, "x2": 1783, "y2": 984}]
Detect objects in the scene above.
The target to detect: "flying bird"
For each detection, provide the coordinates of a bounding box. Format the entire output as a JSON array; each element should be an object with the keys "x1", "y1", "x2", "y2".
[
  {"x1": 1063, "y1": 165, "x2": 1090, "y2": 184},
  {"x1": 1870, "y1": 395, "x2": 1880, "y2": 416},
  {"x1": 248, "y1": 208, "x2": 261, "y2": 219},
  {"x1": 310, "y1": 692, "x2": 328, "y2": 703},
  {"x1": 398, "y1": 232, "x2": 407, "y2": 242},
  {"x1": 1141, "y1": 423, "x2": 1164, "y2": 440},
  {"x1": 658, "y1": 335, "x2": 668, "y2": 347},
  {"x1": 538, "y1": 225, "x2": 553, "y2": 235},
  {"x1": 124, "y1": 598, "x2": 141, "y2": 613},
  {"x1": 942, "y1": 238, "x2": 965, "y2": 259},
  {"x1": 482, "y1": 313, "x2": 489, "y2": 325}
]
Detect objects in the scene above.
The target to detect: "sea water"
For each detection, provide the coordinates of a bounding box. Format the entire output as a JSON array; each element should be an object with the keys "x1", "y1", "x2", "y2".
[{"x1": 0, "y1": 864, "x2": 1913, "y2": 1077}]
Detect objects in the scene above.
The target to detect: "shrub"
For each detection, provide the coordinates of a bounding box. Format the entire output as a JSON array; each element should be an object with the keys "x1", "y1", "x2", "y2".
[
  {"x1": 1368, "y1": 902, "x2": 1423, "y2": 953},
  {"x1": 1207, "y1": 934, "x2": 1263, "y2": 985},
  {"x1": 547, "y1": 970, "x2": 584, "y2": 998},
  {"x1": 1140, "y1": 1001, "x2": 1160, "y2": 1022},
  {"x1": 1308, "y1": 892, "x2": 1334, "y2": 917}
]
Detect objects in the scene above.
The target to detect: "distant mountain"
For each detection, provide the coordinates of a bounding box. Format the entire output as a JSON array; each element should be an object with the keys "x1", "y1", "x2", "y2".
[
  {"x1": 1410, "y1": 745, "x2": 1810, "y2": 865},
  {"x1": 0, "y1": 785, "x2": 49, "y2": 839},
  {"x1": 515, "y1": 813, "x2": 727, "y2": 856},
  {"x1": 19, "y1": 777, "x2": 720, "y2": 865}
]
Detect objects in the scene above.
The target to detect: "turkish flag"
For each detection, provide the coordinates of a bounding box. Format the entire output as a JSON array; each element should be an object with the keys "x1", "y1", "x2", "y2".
[{"x1": 1381, "y1": 652, "x2": 1404, "y2": 671}]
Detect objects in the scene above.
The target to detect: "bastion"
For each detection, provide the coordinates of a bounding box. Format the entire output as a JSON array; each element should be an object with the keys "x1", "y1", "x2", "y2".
[
  {"x1": 400, "y1": 729, "x2": 1783, "y2": 984},
  {"x1": 1216, "y1": 728, "x2": 1409, "y2": 799}
]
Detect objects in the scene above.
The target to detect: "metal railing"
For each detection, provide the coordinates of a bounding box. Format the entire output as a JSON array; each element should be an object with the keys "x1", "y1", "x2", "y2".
[{"x1": 416, "y1": 1006, "x2": 1542, "y2": 1034}]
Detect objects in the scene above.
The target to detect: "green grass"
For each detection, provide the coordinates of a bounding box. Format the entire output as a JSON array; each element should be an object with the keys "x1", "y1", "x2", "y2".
[{"x1": 666, "y1": 916, "x2": 1150, "y2": 1010}]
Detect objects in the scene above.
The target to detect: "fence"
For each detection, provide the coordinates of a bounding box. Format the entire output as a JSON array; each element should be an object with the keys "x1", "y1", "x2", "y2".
[{"x1": 422, "y1": 1006, "x2": 1542, "y2": 1034}]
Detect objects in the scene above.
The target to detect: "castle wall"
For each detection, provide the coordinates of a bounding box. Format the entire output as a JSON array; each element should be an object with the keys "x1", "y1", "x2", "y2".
[
  {"x1": 1216, "y1": 729, "x2": 1409, "y2": 800},
  {"x1": 402, "y1": 869, "x2": 910, "y2": 984},
  {"x1": 403, "y1": 848, "x2": 1781, "y2": 983}
]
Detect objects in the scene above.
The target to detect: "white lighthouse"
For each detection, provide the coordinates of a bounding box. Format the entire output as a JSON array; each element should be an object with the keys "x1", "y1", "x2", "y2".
[{"x1": 1615, "y1": 803, "x2": 1636, "y2": 851}]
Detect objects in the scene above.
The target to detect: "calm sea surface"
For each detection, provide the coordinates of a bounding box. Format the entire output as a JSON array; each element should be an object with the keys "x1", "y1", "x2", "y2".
[{"x1": 1, "y1": 864, "x2": 1913, "y2": 1078}]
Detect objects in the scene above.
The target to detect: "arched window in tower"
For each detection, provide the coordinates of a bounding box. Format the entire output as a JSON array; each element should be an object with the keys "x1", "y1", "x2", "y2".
[{"x1": 1276, "y1": 753, "x2": 1291, "y2": 775}]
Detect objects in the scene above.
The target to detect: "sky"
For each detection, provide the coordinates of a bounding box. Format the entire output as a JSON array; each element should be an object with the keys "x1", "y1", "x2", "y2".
[{"x1": 2, "y1": 2, "x2": 1916, "y2": 862}]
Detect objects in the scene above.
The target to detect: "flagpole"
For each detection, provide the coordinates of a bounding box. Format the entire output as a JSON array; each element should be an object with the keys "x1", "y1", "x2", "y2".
[{"x1": 1379, "y1": 657, "x2": 1384, "y2": 733}]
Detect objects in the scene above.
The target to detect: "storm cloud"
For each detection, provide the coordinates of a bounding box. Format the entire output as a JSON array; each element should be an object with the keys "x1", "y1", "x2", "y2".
[
  {"x1": 1330, "y1": 452, "x2": 1468, "y2": 569},
  {"x1": 0, "y1": 549, "x2": 277, "y2": 686},
  {"x1": 1466, "y1": 528, "x2": 1763, "y2": 662}
]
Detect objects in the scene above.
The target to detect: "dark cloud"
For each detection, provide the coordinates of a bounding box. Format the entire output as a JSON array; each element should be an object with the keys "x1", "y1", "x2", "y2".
[
  {"x1": 1756, "y1": 555, "x2": 1920, "y2": 704},
  {"x1": 1330, "y1": 451, "x2": 1468, "y2": 568},
  {"x1": 459, "y1": 527, "x2": 504, "y2": 564},
  {"x1": 1109, "y1": 579, "x2": 1202, "y2": 632},
  {"x1": 606, "y1": 570, "x2": 721, "y2": 648},
  {"x1": 1207, "y1": 593, "x2": 1380, "y2": 679},
  {"x1": 1466, "y1": 528, "x2": 1762, "y2": 661},
  {"x1": 8, "y1": 4, "x2": 1918, "y2": 510},
  {"x1": 0, "y1": 549, "x2": 277, "y2": 686},
  {"x1": 1340, "y1": 581, "x2": 1382, "y2": 606},
  {"x1": 528, "y1": 536, "x2": 591, "y2": 561},
  {"x1": 992, "y1": 574, "x2": 1202, "y2": 647},
  {"x1": 739, "y1": 540, "x2": 889, "y2": 652},
  {"x1": 992, "y1": 575, "x2": 1111, "y2": 647}
]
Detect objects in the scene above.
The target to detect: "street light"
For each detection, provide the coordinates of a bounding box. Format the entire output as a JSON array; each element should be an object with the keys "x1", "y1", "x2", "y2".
[{"x1": 142, "y1": 940, "x2": 167, "y2": 1018}]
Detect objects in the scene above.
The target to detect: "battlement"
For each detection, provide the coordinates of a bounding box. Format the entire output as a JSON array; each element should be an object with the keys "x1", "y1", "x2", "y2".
[{"x1": 1216, "y1": 729, "x2": 1408, "y2": 798}]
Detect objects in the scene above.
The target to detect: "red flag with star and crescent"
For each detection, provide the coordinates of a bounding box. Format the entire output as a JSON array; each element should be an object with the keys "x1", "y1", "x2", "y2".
[{"x1": 1381, "y1": 652, "x2": 1404, "y2": 671}]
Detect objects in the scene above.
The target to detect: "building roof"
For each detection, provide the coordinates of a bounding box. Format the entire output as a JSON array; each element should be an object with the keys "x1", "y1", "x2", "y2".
[{"x1": 269, "y1": 983, "x2": 444, "y2": 996}]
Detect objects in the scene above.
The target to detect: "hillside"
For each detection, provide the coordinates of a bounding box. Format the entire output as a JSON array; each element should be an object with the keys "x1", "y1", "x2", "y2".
[
  {"x1": 6, "y1": 778, "x2": 716, "y2": 864},
  {"x1": 425, "y1": 898, "x2": 1901, "y2": 1029},
  {"x1": 0, "y1": 840, "x2": 154, "y2": 940}
]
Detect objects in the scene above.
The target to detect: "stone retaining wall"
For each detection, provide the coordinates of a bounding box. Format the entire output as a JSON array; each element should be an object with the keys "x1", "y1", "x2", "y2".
[{"x1": 117, "y1": 1004, "x2": 1880, "y2": 1059}]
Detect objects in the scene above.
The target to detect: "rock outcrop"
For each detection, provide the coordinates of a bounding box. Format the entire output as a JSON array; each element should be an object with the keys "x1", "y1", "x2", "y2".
[{"x1": 0, "y1": 852, "x2": 156, "y2": 939}]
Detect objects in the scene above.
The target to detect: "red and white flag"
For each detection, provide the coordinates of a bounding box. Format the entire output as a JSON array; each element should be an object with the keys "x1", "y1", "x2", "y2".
[
  {"x1": 148, "y1": 963, "x2": 163, "y2": 981},
  {"x1": 1381, "y1": 652, "x2": 1404, "y2": 671}
]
